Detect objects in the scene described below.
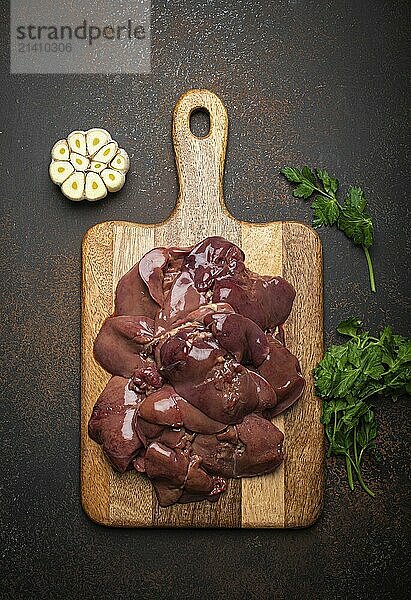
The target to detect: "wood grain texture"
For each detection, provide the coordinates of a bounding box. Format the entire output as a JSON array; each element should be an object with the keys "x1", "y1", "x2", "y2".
[
  {"x1": 81, "y1": 89, "x2": 324, "y2": 528},
  {"x1": 240, "y1": 223, "x2": 285, "y2": 528},
  {"x1": 81, "y1": 222, "x2": 113, "y2": 525},
  {"x1": 282, "y1": 222, "x2": 324, "y2": 527}
]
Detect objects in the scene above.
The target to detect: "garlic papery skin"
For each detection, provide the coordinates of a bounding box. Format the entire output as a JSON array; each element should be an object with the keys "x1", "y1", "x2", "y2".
[{"x1": 50, "y1": 129, "x2": 129, "y2": 202}]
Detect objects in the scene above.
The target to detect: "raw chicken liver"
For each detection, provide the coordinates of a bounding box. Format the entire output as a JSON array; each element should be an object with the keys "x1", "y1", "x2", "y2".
[{"x1": 89, "y1": 236, "x2": 305, "y2": 507}]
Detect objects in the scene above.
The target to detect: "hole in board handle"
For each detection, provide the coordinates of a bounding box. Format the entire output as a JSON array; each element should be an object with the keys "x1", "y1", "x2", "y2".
[{"x1": 189, "y1": 108, "x2": 211, "y2": 139}]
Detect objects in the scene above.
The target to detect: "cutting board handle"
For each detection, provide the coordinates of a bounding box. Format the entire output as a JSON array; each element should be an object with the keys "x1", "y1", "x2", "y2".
[{"x1": 172, "y1": 89, "x2": 229, "y2": 218}]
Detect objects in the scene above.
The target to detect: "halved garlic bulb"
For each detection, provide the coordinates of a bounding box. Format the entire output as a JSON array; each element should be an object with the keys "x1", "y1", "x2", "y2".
[
  {"x1": 70, "y1": 152, "x2": 90, "y2": 172},
  {"x1": 61, "y1": 172, "x2": 85, "y2": 201},
  {"x1": 51, "y1": 140, "x2": 70, "y2": 161},
  {"x1": 110, "y1": 149, "x2": 130, "y2": 173},
  {"x1": 86, "y1": 128, "x2": 111, "y2": 156},
  {"x1": 93, "y1": 141, "x2": 118, "y2": 164},
  {"x1": 50, "y1": 129, "x2": 129, "y2": 202},
  {"x1": 101, "y1": 168, "x2": 126, "y2": 192},
  {"x1": 49, "y1": 161, "x2": 74, "y2": 184},
  {"x1": 85, "y1": 172, "x2": 107, "y2": 201},
  {"x1": 67, "y1": 131, "x2": 87, "y2": 156}
]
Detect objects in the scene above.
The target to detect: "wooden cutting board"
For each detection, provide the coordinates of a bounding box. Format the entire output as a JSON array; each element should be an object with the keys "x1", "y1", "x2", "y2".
[{"x1": 81, "y1": 89, "x2": 324, "y2": 528}]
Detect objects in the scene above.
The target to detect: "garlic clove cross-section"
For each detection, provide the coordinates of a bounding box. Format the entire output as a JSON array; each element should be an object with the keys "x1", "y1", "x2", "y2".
[
  {"x1": 50, "y1": 129, "x2": 129, "y2": 202},
  {"x1": 85, "y1": 172, "x2": 107, "y2": 201},
  {"x1": 93, "y1": 141, "x2": 118, "y2": 164},
  {"x1": 67, "y1": 131, "x2": 87, "y2": 156},
  {"x1": 70, "y1": 152, "x2": 90, "y2": 172},
  {"x1": 89, "y1": 161, "x2": 106, "y2": 173},
  {"x1": 110, "y1": 149, "x2": 130, "y2": 174},
  {"x1": 61, "y1": 172, "x2": 86, "y2": 201},
  {"x1": 101, "y1": 168, "x2": 126, "y2": 192},
  {"x1": 51, "y1": 140, "x2": 70, "y2": 161},
  {"x1": 86, "y1": 128, "x2": 111, "y2": 156},
  {"x1": 49, "y1": 161, "x2": 75, "y2": 184}
]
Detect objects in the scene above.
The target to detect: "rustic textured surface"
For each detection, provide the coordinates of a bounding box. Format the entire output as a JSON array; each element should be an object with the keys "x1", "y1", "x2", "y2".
[
  {"x1": 1, "y1": 0, "x2": 409, "y2": 597},
  {"x1": 82, "y1": 90, "x2": 323, "y2": 527}
]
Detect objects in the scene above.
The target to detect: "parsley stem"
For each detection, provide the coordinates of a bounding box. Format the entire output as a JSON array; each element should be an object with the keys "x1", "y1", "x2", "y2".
[
  {"x1": 329, "y1": 408, "x2": 338, "y2": 454},
  {"x1": 361, "y1": 370, "x2": 403, "y2": 401},
  {"x1": 353, "y1": 427, "x2": 359, "y2": 464},
  {"x1": 361, "y1": 386, "x2": 385, "y2": 401},
  {"x1": 348, "y1": 434, "x2": 376, "y2": 497},
  {"x1": 345, "y1": 454, "x2": 354, "y2": 490},
  {"x1": 312, "y1": 185, "x2": 335, "y2": 202},
  {"x1": 354, "y1": 468, "x2": 375, "y2": 498},
  {"x1": 363, "y1": 246, "x2": 376, "y2": 292}
]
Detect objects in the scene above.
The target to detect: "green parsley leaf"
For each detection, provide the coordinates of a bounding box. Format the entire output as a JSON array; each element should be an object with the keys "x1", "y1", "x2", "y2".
[
  {"x1": 281, "y1": 166, "x2": 376, "y2": 291},
  {"x1": 280, "y1": 167, "x2": 303, "y2": 183},
  {"x1": 311, "y1": 195, "x2": 340, "y2": 227},
  {"x1": 302, "y1": 166, "x2": 316, "y2": 184},
  {"x1": 397, "y1": 339, "x2": 411, "y2": 364},
  {"x1": 337, "y1": 317, "x2": 362, "y2": 338},
  {"x1": 293, "y1": 182, "x2": 315, "y2": 199},
  {"x1": 345, "y1": 186, "x2": 367, "y2": 211},
  {"x1": 360, "y1": 347, "x2": 385, "y2": 380},
  {"x1": 316, "y1": 168, "x2": 339, "y2": 195},
  {"x1": 338, "y1": 206, "x2": 374, "y2": 248}
]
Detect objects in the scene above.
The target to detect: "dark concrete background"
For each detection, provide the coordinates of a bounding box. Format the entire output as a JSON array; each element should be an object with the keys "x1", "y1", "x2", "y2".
[{"x1": 1, "y1": 1, "x2": 410, "y2": 599}]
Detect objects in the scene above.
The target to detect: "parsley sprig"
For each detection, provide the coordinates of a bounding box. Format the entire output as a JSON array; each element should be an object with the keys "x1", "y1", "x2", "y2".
[
  {"x1": 281, "y1": 167, "x2": 376, "y2": 292},
  {"x1": 314, "y1": 317, "x2": 411, "y2": 496}
]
